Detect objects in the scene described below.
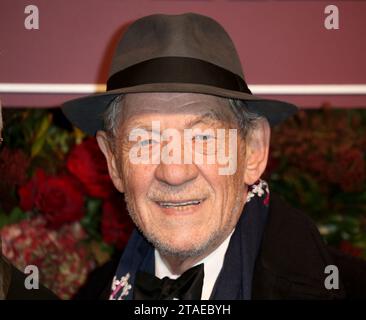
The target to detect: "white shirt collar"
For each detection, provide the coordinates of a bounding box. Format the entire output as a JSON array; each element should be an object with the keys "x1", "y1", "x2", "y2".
[{"x1": 154, "y1": 229, "x2": 234, "y2": 300}]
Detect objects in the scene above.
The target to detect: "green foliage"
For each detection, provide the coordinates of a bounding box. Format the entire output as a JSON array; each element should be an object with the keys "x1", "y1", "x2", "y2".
[
  {"x1": 0, "y1": 207, "x2": 28, "y2": 229},
  {"x1": 81, "y1": 198, "x2": 103, "y2": 241}
]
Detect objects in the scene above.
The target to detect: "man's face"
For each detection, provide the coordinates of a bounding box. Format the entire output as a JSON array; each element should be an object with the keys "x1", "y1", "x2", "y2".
[{"x1": 99, "y1": 93, "x2": 257, "y2": 258}]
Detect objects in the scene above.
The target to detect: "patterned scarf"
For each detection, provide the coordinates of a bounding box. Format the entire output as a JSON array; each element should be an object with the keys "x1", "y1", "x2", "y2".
[{"x1": 109, "y1": 179, "x2": 270, "y2": 300}]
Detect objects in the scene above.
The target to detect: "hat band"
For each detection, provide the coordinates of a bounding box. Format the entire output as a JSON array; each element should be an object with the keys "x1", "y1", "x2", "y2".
[{"x1": 107, "y1": 57, "x2": 252, "y2": 94}]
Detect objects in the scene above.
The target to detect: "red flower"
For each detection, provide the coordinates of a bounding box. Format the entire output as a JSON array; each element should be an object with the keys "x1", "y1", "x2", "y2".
[
  {"x1": 0, "y1": 147, "x2": 31, "y2": 212},
  {"x1": 0, "y1": 147, "x2": 30, "y2": 186},
  {"x1": 339, "y1": 240, "x2": 363, "y2": 258},
  {"x1": 0, "y1": 216, "x2": 94, "y2": 299},
  {"x1": 101, "y1": 195, "x2": 133, "y2": 250},
  {"x1": 18, "y1": 169, "x2": 46, "y2": 212},
  {"x1": 35, "y1": 174, "x2": 85, "y2": 228},
  {"x1": 67, "y1": 138, "x2": 114, "y2": 199},
  {"x1": 18, "y1": 169, "x2": 85, "y2": 228},
  {"x1": 327, "y1": 147, "x2": 365, "y2": 192}
]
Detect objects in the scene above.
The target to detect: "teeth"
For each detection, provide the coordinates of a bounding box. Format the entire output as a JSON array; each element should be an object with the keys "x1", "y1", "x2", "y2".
[{"x1": 158, "y1": 200, "x2": 201, "y2": 208}]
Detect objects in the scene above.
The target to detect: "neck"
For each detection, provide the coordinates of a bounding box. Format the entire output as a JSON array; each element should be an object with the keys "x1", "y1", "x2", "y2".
[{"x1": 158, "y1": 229, "x2": 235, "y2": 275}]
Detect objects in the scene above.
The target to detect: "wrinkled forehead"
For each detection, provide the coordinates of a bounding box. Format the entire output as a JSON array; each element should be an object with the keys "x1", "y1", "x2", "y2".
[{"x1": 121, "y1": 92, "x2": 232, "y2": 120}]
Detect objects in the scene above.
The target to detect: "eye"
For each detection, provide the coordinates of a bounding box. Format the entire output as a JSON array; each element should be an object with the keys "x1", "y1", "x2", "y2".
[
  {"x1": 139, "y1": 138, "x2": 159, "y2": 147},
  {"x1": 193, "y1": 134, "x2": 215, "y2": 141}
]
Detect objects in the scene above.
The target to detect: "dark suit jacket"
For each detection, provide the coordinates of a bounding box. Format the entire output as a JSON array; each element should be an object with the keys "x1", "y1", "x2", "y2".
[
  {"x1": 74, "y1": 192, "x2": 366, "y2": 300},
  {"x1": 252, "y1": 192, "x2": 344, "y2": 299}
]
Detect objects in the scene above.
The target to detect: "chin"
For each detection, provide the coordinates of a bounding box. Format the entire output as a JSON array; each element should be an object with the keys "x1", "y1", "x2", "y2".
[{"x1": 147, "y1": 229, "x2": 220, "y2": 258}]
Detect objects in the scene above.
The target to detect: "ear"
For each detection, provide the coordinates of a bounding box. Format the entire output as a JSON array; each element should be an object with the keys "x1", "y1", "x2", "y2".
[
  {"x1": 96, "y1": 130, "x2": 124, "y2": 193},
  {"x1": 243, "y1": 118, "x2": 271, "y2": 185}
]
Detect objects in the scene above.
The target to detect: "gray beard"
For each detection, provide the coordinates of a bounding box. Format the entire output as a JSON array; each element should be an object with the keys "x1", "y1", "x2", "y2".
[
  {"x1": 145, "y1": 227, "x2": 224, "y2": 260},
  {"x1": 123, "y1": 190, "x2": 244, "y2": 260}
]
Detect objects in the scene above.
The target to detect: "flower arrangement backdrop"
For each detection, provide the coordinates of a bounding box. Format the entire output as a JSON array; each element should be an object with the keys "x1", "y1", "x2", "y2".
[{"x1": 0, "y1": 105, "x2": 365, "y2": 299}]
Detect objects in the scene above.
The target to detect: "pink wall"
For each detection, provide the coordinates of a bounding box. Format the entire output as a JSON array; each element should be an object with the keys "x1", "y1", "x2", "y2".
[{"x1": 0, "y1": 0, "x2": 365, "y2": 108}]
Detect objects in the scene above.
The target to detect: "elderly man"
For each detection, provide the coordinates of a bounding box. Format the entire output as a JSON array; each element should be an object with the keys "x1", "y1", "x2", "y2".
[{"x1": 63, "y1": 13, "x2": 346, "y2": 300}]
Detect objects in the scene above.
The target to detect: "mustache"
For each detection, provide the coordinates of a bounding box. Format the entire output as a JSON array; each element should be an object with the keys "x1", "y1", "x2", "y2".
[{"x1": 147, "y1": 183, "x2": 211, "y2": 202}]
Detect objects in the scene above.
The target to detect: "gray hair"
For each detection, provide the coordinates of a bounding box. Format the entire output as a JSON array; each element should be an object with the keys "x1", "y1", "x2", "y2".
[
  {"x1": 227, "y1": 99, "x2": 264, "y2": 137},
  {"x1": 103, "y1": 94, "x2": 125, "y2": 139},
  {"x1": 103, "y1": 94, "x2": 264, "y2": 140}
]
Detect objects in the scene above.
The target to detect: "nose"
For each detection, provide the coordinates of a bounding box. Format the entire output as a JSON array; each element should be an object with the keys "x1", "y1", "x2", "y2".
[{"x1": 154, "y1": 162, "x2": 199, "y2": 187}]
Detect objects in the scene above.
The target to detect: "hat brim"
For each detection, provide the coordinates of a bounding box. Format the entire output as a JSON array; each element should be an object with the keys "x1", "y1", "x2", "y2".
[{"x1": 62, "y1": 83, "x2": 298, "y2": 136}]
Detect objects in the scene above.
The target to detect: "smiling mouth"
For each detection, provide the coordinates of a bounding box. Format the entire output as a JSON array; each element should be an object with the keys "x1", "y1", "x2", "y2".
[{"x1": 156, "y1": 199, "x2": 204, "y2": 209}]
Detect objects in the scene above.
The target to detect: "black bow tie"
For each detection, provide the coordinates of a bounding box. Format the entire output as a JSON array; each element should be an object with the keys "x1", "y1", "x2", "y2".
[{"x1": 133, "y1": 264, "x2": 204, "y2": 300}]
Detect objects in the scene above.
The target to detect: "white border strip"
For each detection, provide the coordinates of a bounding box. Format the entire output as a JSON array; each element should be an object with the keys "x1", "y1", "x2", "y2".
[
  {"x1": 250, "y1": 85, "x2": 366, "y2": 95},
  {"x1": 0, "y1": 83, "x2": 106, "y2": 94},
  {"x1": 0, "y1": 83, "x2": 366, "y2": 95}
]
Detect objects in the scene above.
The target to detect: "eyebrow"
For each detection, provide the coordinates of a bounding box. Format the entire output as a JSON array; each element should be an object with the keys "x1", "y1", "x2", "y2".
[
  {"x1": 185, "y1": 110, "x2": 224, "y2": 128},
  {"x1": 121, "y1": 109, "x2": 226, "y2": 137},
  {"x1": 124, "y1": 122, "x2": 161, "y2": 134}
]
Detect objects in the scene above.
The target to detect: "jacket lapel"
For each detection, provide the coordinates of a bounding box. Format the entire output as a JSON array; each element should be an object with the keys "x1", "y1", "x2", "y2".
[{"x1": 110, "y1": 229, "x2": 154, "y2": 300}]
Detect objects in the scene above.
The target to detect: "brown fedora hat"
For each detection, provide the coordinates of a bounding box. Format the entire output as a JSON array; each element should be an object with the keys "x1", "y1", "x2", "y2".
[{"x1": 62, "y1": 13, "x2": 298, "y2": 135}]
